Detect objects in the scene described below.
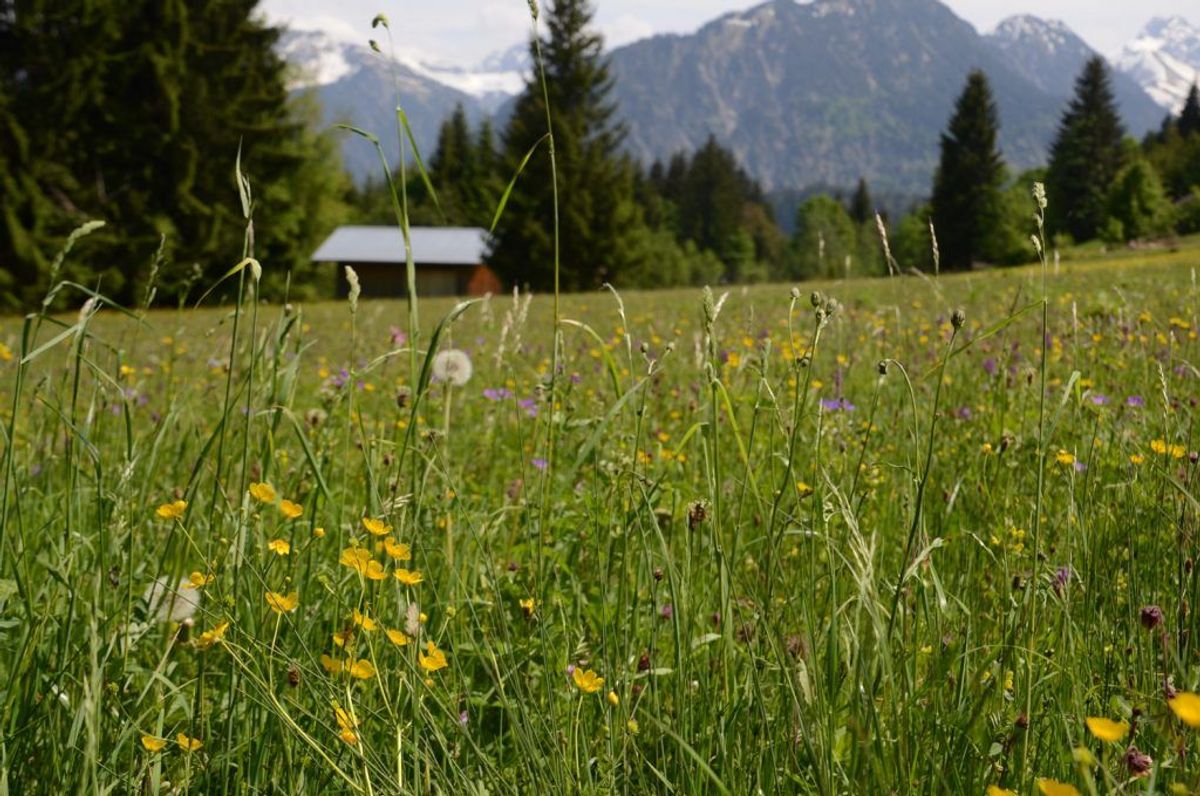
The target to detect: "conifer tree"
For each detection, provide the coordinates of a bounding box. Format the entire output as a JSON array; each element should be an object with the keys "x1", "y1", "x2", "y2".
[
  {"x1": 488, "y1": 0, "x2": 642, "y2": 291},
  {"x1": 1046, "y1": 57, "x2": 1126, "y2": 242},
  {"x1": 930, "y1": 70, "x2": 1006, "y2": 270},
  {"x1": 0, "y1": 0, "x2": 348, "y2": 307},
  {"x1": 1179, "y1": 84, "x2": 1200, "y2": 138},
  {"x1": 849, "y1": 178, "x2": 873, "y2": 225}
]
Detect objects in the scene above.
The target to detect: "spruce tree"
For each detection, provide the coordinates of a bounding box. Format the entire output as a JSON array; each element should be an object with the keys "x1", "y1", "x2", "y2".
[
  {"x1": 849, "y1": 178, "x2": 873, "y2": 225},
  {"x1": 0, "y1": 0, "x2": 348, "y2": 307},
  {"x1": 930, "y1": 70, "x2": 1006, "y2": 270},
  {"x1": 1046, "y1": 57, "x2": 1127, "y2": 242},
  {"x1": 488, "y1": 0, "x2": 641, "y2": 291},
  {"x1": 1179, "y1": 84, "x2": 1200, "y2": 138}
]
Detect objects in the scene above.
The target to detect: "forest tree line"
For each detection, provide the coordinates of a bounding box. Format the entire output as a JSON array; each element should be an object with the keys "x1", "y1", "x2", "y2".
[{"x1": 3, "y1": 0, "x2": 1200, "y2": 310}]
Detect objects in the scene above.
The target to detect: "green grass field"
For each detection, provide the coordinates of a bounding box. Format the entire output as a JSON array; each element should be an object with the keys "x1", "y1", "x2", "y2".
[{"x1": 4, "y1": 233, "x2": 1200, "y2": 794}]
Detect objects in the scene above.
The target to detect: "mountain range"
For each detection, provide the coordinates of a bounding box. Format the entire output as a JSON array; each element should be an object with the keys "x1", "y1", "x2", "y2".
[{"x1": 280, "y1": 1, "x2": 1200, "y2": 195}]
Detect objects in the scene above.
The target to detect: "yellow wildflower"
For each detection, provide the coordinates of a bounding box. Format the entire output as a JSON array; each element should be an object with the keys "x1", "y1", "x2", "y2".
[
  {"x1": 1169, "y1": 692, "x2": 1200, "y2": 727},
  {"x1": 267, "y1": 538, "x2": 291, "y2": 556},
  {"x1": 352, "y1": 608, "x2": 378, "y2": 632},
  {"x1": 141, "y1": 735, "x2": 167, "y2": 752},
  {"x1": 279, "y1": 499, "x2": 303, "y2": 519},
  {"x1": 195, "y1": 620, "x2": 230, "y2": 650},
  {"x1": 156, "y1": 500, "x2": 187, "y2": 520},
  {"x1": 1055, "y1": 450, "x2": 1075, "y2": 466},
  {"x1": 1085, "y1": 716, "x2": 1129, "y2": 742},
  {"x1": 320, "y1": 654, "x2": 343, "y2": 675},
  {"x1": 362, "y1": 517, "x2": 392, "y2": 536},
  {"x1": 348, "y1": 658, "x2": 375, "y2": 680},
  {"x1": 607, "y1": 690, "x2": 620, "y2": 706},
  {"x1": 383, "y1": 537, "x2": 411, "y2": 561},
  {"x1": 183, "y1": 570, "x2": 215, "y2": 589},
  {"x1": 386, "y1": 628, "x2": 409, "y2": 646},
  {"x1": 795, "y1": 482, "x2": 814, "y2": 498},
  {"x1": 419, "y1": 641, "x2": 448, "y2": 673},
  {"x1": 520, "y1": 597, "x2": 536, "y2": 617},
  {"x1": 394, "y1": 568, "x2": 423, "y2": 586},
  {"x1": 249, "y1": 482, "x2": 276, "y2": 504},
  {"x1": 340, "y1": 547, "x2": 387, "y2": 580},
  {"x1": 1036, "y1": 780, "x2": 1080, "y2": 796},
  {"x1": 265, "y1": 591, "x2": 298, "y2": 614},
  {"x1": 572, "y1": 668, "x2": 604, "y2": 693},
  {"x1": 334, "y1": 702, "x2": 358, "y2": 745},
  {"x1": 986, "y1": 786, "x2": 1016, "y2": 796},
  {"x1": 176, "y1": 733, "x2": 203, "y2": 752}
]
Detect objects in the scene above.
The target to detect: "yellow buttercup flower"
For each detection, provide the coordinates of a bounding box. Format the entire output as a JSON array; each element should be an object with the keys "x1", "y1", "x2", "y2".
[
  {"x1": 986, "y1": 786, "x2": 1016, "y2": 796},
  {"x1": 267, "y1": 538, "x2": 291, "y2": 556},
  {"x1": 320, "y1": 654, "x2": 343, "y2": 675},
  {"x1": 183, "y1": 571, "x2": 215, "y2": 589},
  {"x1": 572, "y1": 667, "x2": 604, "y2": 693},
  {"x1": 394, "y1": 568, "x2": 423, "y2": 586},
  {"x1": 607, "y1": 690, "x2": 620, "y2": 706},
  {"x1": 340, "y1": 547, "x2": 388, "y2": 580},
  {"x1": 386, "y1": 628, "x2": 409, "y2": 646},
  {"x1": 279, "y1": 499, "x2": 303, "y2": 519},
  {"x1": 383, "y1": 537, "x2": 411, "y2": 561},
  {"x1": 156, "y1": 500, "x2": 187, "y2": 520},
  {"x1": 519, "y1": 597, "x2": 536, "y2": 616},
  {"x1": 176, "y1": 733, "x2": 203, "y2": 752},
  {"x1": 348, "y1": 658, "x2": 375, "y2": 679},
  {"x1": 265, "y1": 591, "x2": 298, "y2": 614},
  {"x1": 1037, "y1": 779, "x2": 1080, "y2": 796},
  {"x1": 1055, "y1": 450, "x2": 1075, "y2": 466},
  {"x1": 419, "y1": 641, "x2": 448, "y2": 673},
  {"x1": 362, "y1": 517, "x2": 392, "y2": 536},
  {"x1": 249, "y1": 482, "x2": 276, "y2": 504},
  {"x1": 1169, "y1": 692, "x2": 1200, "y2": 727},
  {"x1": 141, "y1": 735, "x2": 167, "y2": 752},
  {"x1": 333, "y1": 702, "x2": 358, "y2": 745},
  {"x1": 795, "y1": 482, "x2": 814, "y2": 498},
  {"x1": 195, "y1": 620, "x2": 230, "y2": 650},
  {"x1": 1085, "y1": 716, "x2": 1129, "y2": 742},
  {"x1": 352, "y1": 608, "x2": 378, "y2": 632}
]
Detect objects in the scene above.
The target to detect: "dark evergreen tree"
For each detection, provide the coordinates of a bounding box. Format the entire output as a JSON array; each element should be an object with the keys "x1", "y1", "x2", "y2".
[
  {"x1": 487, "y1": 0, "x2": 642, "y2": 291},
  {"x1": 1179, "y1": 84, "x2": 1200, "y2": 138},
  {"x1": 929, "y1": 70, "x2": 1006, "y2": 269},
  {"x1": 848, "y1": 177, "x2": 873, "y2": 225},
  {"x1": 1045, "y1": 57, "x2": 1127, "y2": 242},
  {"x1": 0, "y1": 0, "x2": 349, "y2": 307}
]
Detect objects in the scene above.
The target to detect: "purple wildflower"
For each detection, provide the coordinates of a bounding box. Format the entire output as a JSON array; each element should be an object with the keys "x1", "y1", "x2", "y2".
[
  {"x1": 820, "y1": 398, "x2": 856, "y2": 412},
  {"x1": 1126, "y1": 395, "x2": 1145, "y2": 408}
]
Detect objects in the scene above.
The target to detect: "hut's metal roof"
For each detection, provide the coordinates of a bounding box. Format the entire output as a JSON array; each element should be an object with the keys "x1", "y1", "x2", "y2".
[{"x1": 312, "y1": 226, "x2": 488, "y2": 266}]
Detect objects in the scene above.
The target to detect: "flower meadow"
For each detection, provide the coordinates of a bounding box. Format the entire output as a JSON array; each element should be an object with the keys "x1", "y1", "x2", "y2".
[{"x1": 4, "y1": 229, "x2": 1200, "y2": 793}]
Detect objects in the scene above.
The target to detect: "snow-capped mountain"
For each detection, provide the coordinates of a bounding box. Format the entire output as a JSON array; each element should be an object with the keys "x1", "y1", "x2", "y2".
[
  {"x1": 984, "y1": 15, "x2": 1163, "y2": 134},
  {"x1": 277, "y1": 29, "x2": 527, "y2": 182},
  {"x1": 1117, "y1": 16, "x2": 1200, "y2": 114}
]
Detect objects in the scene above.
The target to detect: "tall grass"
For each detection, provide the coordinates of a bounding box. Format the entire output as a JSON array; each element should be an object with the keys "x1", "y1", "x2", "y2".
[{"x1": 4, "y1": 11, "x2": 1200, "y2": 793}]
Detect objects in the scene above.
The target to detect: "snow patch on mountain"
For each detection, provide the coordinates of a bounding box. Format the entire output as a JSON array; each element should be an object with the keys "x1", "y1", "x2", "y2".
[{"x1": 1117, "y1": 16, "x2": 1200, "y2": 114}]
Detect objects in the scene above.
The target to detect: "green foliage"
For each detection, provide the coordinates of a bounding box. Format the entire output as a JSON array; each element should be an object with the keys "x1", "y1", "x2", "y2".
[
  {"x1": 1106, "y1": 154, "x2": 1176, "y2": 242},
  {"x1": 1046, "y1": 57, "x2": 1127, "y2": 242},
  {"x1": 891, "y1": 205, "x2": 934, "y2": 272},
  {"x1": 0, "y1": 0, "x2": 350, "y2": 309},
  {"x1": 791, "y1": 195, "x2": 859, "y2": 279},
  {"x1": 930, "y1": 71, "x2": 1007, "y2": 269}
]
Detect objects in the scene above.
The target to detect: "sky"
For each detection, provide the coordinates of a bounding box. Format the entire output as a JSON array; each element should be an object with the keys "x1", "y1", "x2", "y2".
[{"x1": 260, "y1": 0, "x2": 1197, "y2": 66}]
